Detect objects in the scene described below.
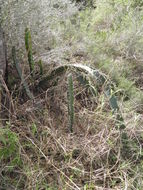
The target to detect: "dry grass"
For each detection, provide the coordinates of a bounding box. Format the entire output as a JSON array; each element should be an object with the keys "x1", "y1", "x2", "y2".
[
  {"x1": 1, "y1": 0, "x2": 143, "y2": 189},
  {"x1": 0, "y1": 69, "x2": 143, "y2": 189}
]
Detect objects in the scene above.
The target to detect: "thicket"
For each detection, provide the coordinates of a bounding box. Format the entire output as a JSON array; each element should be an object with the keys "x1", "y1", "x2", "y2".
[{"x1": 0, "y1": 0, "x2": 143, "y2": 189}]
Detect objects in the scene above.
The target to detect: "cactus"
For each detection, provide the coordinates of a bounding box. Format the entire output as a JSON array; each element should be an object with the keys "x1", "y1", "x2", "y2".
[
  {"x1": 25, "y1": 28, "x2": 35, "y2": 75},
  {"x1": 77, "y1": 74, "x2": 98, "y2": 96},
  {"x1": 38, "y1": 60, "x2": 43, "y2": 76},
  {"x1": 12, "y1": 46, "x2": 34, "y2": 100},
  {"x1": 104, "y1": 86, "x2": 125, "y2": 129},
  {"x1": 67, "y1": 73, "x2": 74, "y2": 133},
  {"x1": 38, "y1": 64, "x2": 125, "y2": 129}
]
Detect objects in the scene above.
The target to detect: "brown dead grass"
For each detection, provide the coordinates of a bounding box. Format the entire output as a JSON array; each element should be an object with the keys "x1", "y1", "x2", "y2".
[{"x1": 0, "y1": 70, "x2": 142, "y2": 190}]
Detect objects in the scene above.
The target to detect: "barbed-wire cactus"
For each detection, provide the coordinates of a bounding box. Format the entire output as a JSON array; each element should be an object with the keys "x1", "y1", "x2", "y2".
[
  {"x1": 67, "y1": 73, "x2": 74, "y2": 132},
  {"x1": 38, "y1": 60, "x2": 43, "y2": 76},
  {"x1": 12, "y1": 46, "x2": 34, "y2": 100},
  {"x1": 39, "y1": 64, "x2": 125, "y2": 130},
  {"x1": 25, "y1": 28, "x2": 35, "y2": 76}
]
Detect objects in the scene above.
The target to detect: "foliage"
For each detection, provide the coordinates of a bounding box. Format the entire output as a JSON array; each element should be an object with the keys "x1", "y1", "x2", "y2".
[
  {"x1": 39, "y1": 63, "x2": 125, "y2": 129},
  {"x1": 72, "y1": 0, "x2": 96, "y2": 8},
  {"x1": 77, "y1": 0, "x2": 143, "y2": 106},
  {"x1": 0, "y1": 124, "x2": 21, "y2": 165},
  {"x1": 1, "y1": 0, "x2": 78, "y2": 64},
  {"x1": 0, "y1": 0, "x2": 143, "y2": 189}
]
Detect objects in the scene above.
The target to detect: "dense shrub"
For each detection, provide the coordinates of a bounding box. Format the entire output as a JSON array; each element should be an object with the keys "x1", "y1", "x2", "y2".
[
  {"x1": 0, "y1": 0, "x2": 143, "y2": 189},
  {"x1": 1, "y1": 0, "x2": 78, "y2": 63}
]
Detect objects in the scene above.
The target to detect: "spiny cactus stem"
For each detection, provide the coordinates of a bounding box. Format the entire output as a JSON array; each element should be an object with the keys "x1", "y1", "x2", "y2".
[
  {"x1": 12, "y1": 46, "x2": 34, "y2": 100},
  {"x1": 25, "y1": 28, "x2": 35, "y2": 76},
  {"x1": 67, "y1": 73, "x2": 74, "y2": 133}
]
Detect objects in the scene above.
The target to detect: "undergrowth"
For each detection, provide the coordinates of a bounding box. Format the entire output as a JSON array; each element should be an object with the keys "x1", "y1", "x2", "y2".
[{"x1": 0, "y1": 0, "x2": 143, "y2": 189}]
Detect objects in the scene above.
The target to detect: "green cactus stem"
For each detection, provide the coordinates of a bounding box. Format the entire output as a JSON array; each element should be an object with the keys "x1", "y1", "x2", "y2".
[
  {"x1": 38, "y1": 60, "x2": 43, "y2": 76},
  {"x1": 67, "y1": 73, "x2": 74, "y2": 133},
  {"x1": 25, "y1": 28, "x2": 35, "y2": 76},
  {"x1": 38, "y1": 64, "x2": 125, "y2": 129},
  {"x1": 12, "y1": 46, "x2": 34, "y2": 100}
]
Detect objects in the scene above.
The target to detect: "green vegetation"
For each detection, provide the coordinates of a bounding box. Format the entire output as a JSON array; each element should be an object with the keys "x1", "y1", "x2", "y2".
[
  {"x1": 12, "y1": 46, "x2": 34, "y2": 100},
  {"x1": 0, "y1": 124, "x2": 20, "y2": 163},
  {"x1": 25, "y1": 28, "x2": 35, "y2": 76},
  {"x1": 0, "y1": 0, "x2": 143, "y2": 189},
  {"x1": 67, "y1": 73, "x2": 74, "y2": 132},
  {"x1": 38, "y1": 60, "x2": 43, "y2": 76}
]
